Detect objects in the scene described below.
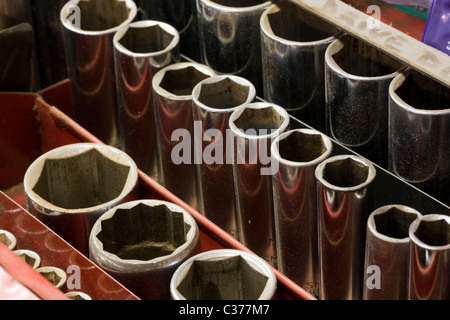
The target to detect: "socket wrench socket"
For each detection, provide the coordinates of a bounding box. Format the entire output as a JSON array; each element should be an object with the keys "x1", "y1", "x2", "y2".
[
  {"x1": 89, "y1": 199, "x2": 200, "y2": 300},
  {"x1": 170, "y1": 249, "x2": 277, "y2": 300},
  {"x1": 24, "y1": 143, "x2": 139, "y2": 255},
  {"x1": 271, "y1": 128, "x2": 333, "y2": 297}
]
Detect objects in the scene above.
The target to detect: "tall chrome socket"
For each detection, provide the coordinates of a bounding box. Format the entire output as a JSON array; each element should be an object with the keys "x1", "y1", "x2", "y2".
[
  {"x1": 363, "y1": 205, "x2": 422, "y2": 300},
  {"x1": 228, "y1": 102, "x2": 289, "y2": 267},
  {"x1": 24, "y1": 143, "x2": 139, "y2": 255},
  {"x1": 408, "y1": 214, "x2": 450, "y2": 300},
  {"x1": 388, "y1": 69, "x2": 450, "y2": 206},
  {"x1": 196, "y1": 0, "x2": 275, "y2": 95},
  {"x1": 113, "y1": 20, "x2": 180, "y2": 180},
  {"x1": 271, "y1": 128, "x2": 333, "y2": 297},
  {"x1": 135, "y1": 0, "x2": 201, "y2": 61},
  {"x1": 260, "y1": 1, "x2": 340, "y2": 132},
  {"x1": 60, "y1": 0, "x2": 137, "y2": 146},
  {"x1": 192, "y1": 75, "x2": 256, "y2": 239},
  {"x1": 170, "y1": 249, "x2": 277, "y2": 300},
  {"x1": 315, "y1": 154, "x2": 377, "y2": 300},
  {"x1": 325, "y1": 34, "x2": 404, "y2": 169},
  {"x1": 89, "y1": 199, "x2": 200, "y2": 300},
  {"x1": 152, "y1": 62, "x2": 215, "y2": 210}
]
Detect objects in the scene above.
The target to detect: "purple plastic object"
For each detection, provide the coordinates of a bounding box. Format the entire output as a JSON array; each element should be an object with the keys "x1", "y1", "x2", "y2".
[{"x1": 422, "y1": 0, "x2": 450, "y2": 55}]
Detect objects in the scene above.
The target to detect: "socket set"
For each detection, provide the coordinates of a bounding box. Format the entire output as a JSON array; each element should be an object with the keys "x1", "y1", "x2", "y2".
[{"x1": 0, "y1": 0, "x2": 449, "y2": 300}]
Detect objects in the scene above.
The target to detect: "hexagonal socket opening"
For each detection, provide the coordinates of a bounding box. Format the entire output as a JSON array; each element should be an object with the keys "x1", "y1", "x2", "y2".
[
  {"x1": 233, "y1": 106, "x2": 286, "y2": 135},
  {"x1": 0, "y1": 231, "x2": 15, "y2": 249},
  {"x1": 32, "y1": 149, "x2": 131, "y2": 209},
  {"x1": 65, "y1": 291, "x2": 92, "y2": 300},
  {"x1": 14, "y1": 250, "x2": 40, "y2": 269},
  {"x1": 278, "y1": 131, "x2": 329, "y2": 163},
  {"x1": 374, "y1": 208, "x2": 420, "y2": 239},
  {"x1": 76, "y1": 0, "x2": 132, "y2": 31},
  {"x1": 198, "y1": 77, "x2": 251, "y2": 109},
  {"x1": 394, "y1": 70, "x2": 450, "y2": 111},
  {"x1": 414, "y1": 219, "x2": 450, "y2": 247},
  {"x1": 212, "y1": 0, "x2": 267, "y2": 7},
  {"x1": 266, "y1": 1, "x2": 339, "y2": 42},
  {"x1": 119, "y1": 24, "x2": 175, "y2": 54},
  {"x1": 37, "y1": 267, "x2": 66, "y2": 288},
  {"x1": 176, "y1": 255, "x2": 269, "y2": 300},
  {"x1": 97, "y1": 203, "x2": 190, "y2": 261},
  {"x1": 332, "y1": 36, "x2": 403, "y2": 77},
  {"x1": 160, "y1": 66, "x2": 211, "y2": 96},
  {"x1": 322, "y1": 157, "x2": 370, "y2": 188}
]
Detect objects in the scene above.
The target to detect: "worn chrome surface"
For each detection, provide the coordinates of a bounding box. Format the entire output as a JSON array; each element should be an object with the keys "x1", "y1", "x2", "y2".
[
  {"x1": 89, "y1": 199, "x2": 200, "y2": 300},
  {"x1": 315, "y1": 154, "x2": 376, "y2": 300},
  {"x1": 170, "y1": 249, "x2": 277, "y2": 300},
  {"x1": 408, "y1": 214, "x2": 450, "y2": 300},
  {"x1": 261, "y1": 0, "x2": 340, "y2": 132},
  {"x1": 153, "y1": 62, "x2": 215, "y2": 210},
  {"x1": 24, "y1": 143, "x2": 139, "y2": 255},
  {"x1": 325, "y1": 34, "x2": 404, "y2": 169},
  {"x1": 389, "y1": 69, "x2": 450, "y2": 206},
  {"x1": 229, "y1": 102, "x2": 289, "y2": 267},
  {"x1": 192, "y1": 75, "x2": 256, "y2": 239},
  {"x1": 114, "y1": 20, "x2": 180, "y2": 180},
  {"x1": 363, "y1": 205, "x2": 422, "y2": 300},
  {"x1": 271, "y1": 128, "x2": 333, "y2": 297},
  {"x1": 197, "y1": 0, "x2": 275, "y2": 95},
  {"x1": 60, "y1": 0, "x2": 137, "y2": 146}
]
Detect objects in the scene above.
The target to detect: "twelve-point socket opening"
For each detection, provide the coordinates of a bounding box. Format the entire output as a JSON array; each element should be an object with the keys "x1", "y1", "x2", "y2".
[
  {"x1": 198, "y1": 77, "x2": 251, "y2": 109},
  {"x1": 32, "y1": 148, "x2": 131, "y2": 210},
  {"x1": 278, "y1": 131, "x2": 329, "y2": 163},
  {"x1": 374, "y1": 207, "x2": 420, "y2": 239},
  {"x1": 75, "y1": 0, "x2": 132, "y2": 31},
  {"x1": 176, "y1": 255, "x2": 270, "y2": 300},
  {"x1": 266, "y1": 1, "x2": 339, "y2": 43},
  {"x1": 97, "y1": 203, "x2": 190, "y2": 261},
  {"x1": 232, "y1": 106, "x2": 286, "y2": 135},
  {"x1": 119, "y1": 24, "x2": 175, "y2": 54},
  {"x1": 160, "y1": 66, "x2": 211, "y2": 96},
  {"x1": 322, "y1": 157, "x2": 370, "y2": 188}
]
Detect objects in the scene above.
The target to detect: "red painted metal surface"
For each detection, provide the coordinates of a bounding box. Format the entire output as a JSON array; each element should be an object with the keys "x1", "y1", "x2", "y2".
[{"x1": 0, "y1": 86, "x2": 314, "y2": 300}]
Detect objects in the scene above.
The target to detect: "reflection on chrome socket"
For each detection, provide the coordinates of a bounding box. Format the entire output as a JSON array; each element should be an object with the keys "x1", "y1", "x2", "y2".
[
  {"x1": 89, "y1": 200, "x2": 200, "y2": 300},
  {"x1": 197, "y1": 0, "x2": 274, "y2": 95},
  {"x1": 170, "y1": 249, "x2": 277, "y2": 300},
  {"x1": 388, "y1": 69, "x2": 450, "y2": 206},
  {"x1": 192, "y1": 75, "x2": 256, "y2": 239},
  {"x1": 135, "y1": 0, "x2": 201, "y2": 61},
  {"x1": 408, "y1": 214, "x2": 450, "y2": 300},
  {"x1": 24, "y1": 143, "x2": 139, "y2": 255},
  {"x1": 229, "y1": 102, "x2": 290, "y2": 267},
  {"x1": 60, "y1": 0, "x2": 137, "y2": 146},
  {"x1": 363, "y1": 205, "x2": 422, "y2": 300},
  {"x1": 114, "y1": 20, "x2": 180, "y2": 179},
  {"x1": 325, "y1": 34, "x2": 404, "y2": 168},
  {"x1": 260, "y1": 1, "x2": 340, "y2": 132},
  {"x1": 271, "y1": 129, "x2": 333, "y2": 297},
  {"x1": 153, "y1": 62, "x2": 215, "y2": 210},
  {"x1": 315, "y1": 154, "x2": 376, "y2": 300}
]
